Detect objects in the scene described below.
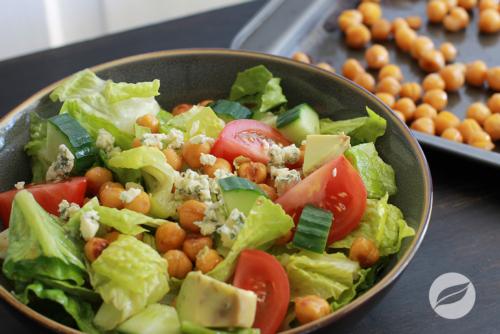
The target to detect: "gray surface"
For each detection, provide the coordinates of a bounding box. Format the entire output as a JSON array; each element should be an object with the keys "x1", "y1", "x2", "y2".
[{"x1": 231, "y1": 0, "x2": 500, "y2": 166}]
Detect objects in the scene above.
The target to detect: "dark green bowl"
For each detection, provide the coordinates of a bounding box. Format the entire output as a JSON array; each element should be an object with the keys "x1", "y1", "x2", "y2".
[{"x1": 0, "y1": 49, "x2": 432, "y2": 334}]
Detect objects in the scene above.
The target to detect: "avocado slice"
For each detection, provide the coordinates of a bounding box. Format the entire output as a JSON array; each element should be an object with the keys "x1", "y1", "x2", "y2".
[{"x1": 303, "y1": 134, "x2": 350, "y2": 176}]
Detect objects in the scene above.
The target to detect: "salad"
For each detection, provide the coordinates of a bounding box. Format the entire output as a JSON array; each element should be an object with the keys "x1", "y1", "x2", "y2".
[{"x1": 0, "y1": 65, "x2": 414, "y2": 334}]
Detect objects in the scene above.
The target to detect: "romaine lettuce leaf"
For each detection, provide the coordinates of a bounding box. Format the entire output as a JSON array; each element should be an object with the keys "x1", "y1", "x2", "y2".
[
  {"x1": 331, "y1": 194, "x2": 415, "y2": 257},
  {"x1": 91, "y1": 235, "x2": 169, "y2": 330},
  {"x1": 320, "y1": 107, "x2": 386, "y2": 145},
  {"x1": 52, "y1": 69, "x2": 161, "y2": 149},
  {"x1": 108, "y1": 147, "x2": 175, "y2": 218},
  {"x1": 279, "y1": 251, "x2": 360, "y2": 301},
  {"x1": 208, "y1": 197, "x2": 294, "y2": 282},
  {"x1": 166, "y1": 105, "x2": 224, "y2": 139},
  {"x1": 2, "y1": 190, "x2": 86, "y2": 286},
  {"x1": 24, "y1": 112, "x2": 51, "y2": 183},
  {"x1": 181, "y1": 321, "x2": 260, "y2": 334},
  {"x1": 117, "y1": 303, "x2": 181, "y2": 334},
  {"x1": 17, "y1": 282, "x2": 99, "y2": 334},
  {"x1": 345, "y1": 143, "x2": 396, "y2": 199}
]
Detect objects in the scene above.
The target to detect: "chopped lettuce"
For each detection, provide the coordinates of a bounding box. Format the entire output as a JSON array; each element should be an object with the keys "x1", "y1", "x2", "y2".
[
  {"x1": 3, "y1": 191, "x2": 86, "y2": 286},
  {"x1": 331, "y1": 194, "x2": 415, "y2": 257},
  {"x1": 157, "y1": 109, "x2": 174, "y2": 133},
  {"x1": 108, "y1": 147, "x2": 175, "y2": 218},
  {"x1": 17, "y1": 282, "x2": 99, "y2": 334},
  {"x1": 320, "y1": 107, "x2": 386, "y2": 145},
  {"x1": 24, "y1": 113, "x2": 51, "y2": 183},
  {"x1": 117, "y1": 304, "x2": 181, "y2": 334},
  {"x1": 229, "y1": 65, "x2": 287, "y2": 115},
  {"x1": 208, "y1": 197, "x2": 294, "y2": 282},
  {"x1": 181, "y1": 321, "x2": 260, "y2": 334},
  {"x1": 345, "y1": 143, "x2": 397, "y2": 199},
  {"x1": 99, "y1": 150, "x2": 143, "y2": 185},
  {"x1": 279, "y1": 251, "x2": 360, "y2": 301},
  {"x1": 51, "y1": 69, "x2": 162, "y2": 149},
  {"x1": 166, "y1": 105, "x2": 224, "y2": 139},
  {"x1": 91, "y1": 235, "x2": 169, "y2": 330}
]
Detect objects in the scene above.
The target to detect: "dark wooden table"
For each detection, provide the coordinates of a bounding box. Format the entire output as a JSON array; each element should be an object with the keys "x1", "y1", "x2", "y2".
[{"x1": 1, "y1": 1, "x2": 499, "y2": 333}]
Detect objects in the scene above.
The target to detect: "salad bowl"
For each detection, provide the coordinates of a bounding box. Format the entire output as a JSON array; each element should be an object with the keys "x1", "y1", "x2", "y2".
[{"x1": 0, "y1": 49, "x2": 432, "y2": 333}]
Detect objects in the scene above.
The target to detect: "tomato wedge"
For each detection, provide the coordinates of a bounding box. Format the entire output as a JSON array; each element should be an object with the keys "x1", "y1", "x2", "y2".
[
  {"x1": 0, "y1": 177, "x2": 87, "y2": 228},
  {"x1": 211, "y1": 119, "x2": 290, "y2": 164},
  {"x1": 276, "y1": 156, "x2": 367, "y2": 244},
  {"x1": 233, "y1": 249, "x2": 290, "y2": 334}
]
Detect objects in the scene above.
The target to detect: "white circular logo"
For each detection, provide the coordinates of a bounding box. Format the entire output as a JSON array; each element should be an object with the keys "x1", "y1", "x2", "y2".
[{"x1": 429, "y1": 272, "x2": 476, "y2": 319}]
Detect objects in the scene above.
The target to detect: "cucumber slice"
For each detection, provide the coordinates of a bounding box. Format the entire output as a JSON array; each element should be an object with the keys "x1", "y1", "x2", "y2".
[
  {"x1": 276, "y1": 103, "x2": 320, "y2": 145},
  {"x1": 292, "y1": 204, "x2": 333, "y2": 253},
  {"x1": 210, "y1": 99, "x2": 252, "y2": 122},
  {"x1": 218, "y1": 176, "x2": 267, "y2": 215},
  {"x1": 47, "y1": 114, "x2": 97, "y2": 173}
]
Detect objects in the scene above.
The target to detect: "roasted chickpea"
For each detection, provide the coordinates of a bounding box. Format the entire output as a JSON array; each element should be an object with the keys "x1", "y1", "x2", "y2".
[
  {"x1": 136, "y1": 114, "x2": 160, "y2": 133},
  {"x1": 487, "y1": 67, "x2": 500, "y2": 91},
  {"x1": 99, "y1": 186, "x2": 124, "y2": 209},
  {"x1": 405, "y1": 16, "x2": 422, "y2": 30},
  {"x1": 85, "y1": 167, "x2": 113, "y2": 195},
  {"x1": 295, "y1": 295, "x2": 331, "y2": 325},
  {"x1": 172, "y1": 103, "x2": 193, "y2": 116},
  {"x1": 439, "y1": 65, "x2": 465, "y2": 92},
  {"x1": 376, "y1": 92, "x2": 396, "y2": 108},
  {"x1": 427, "y1": 0, "x2": 448, "y2": 23},
  {"x1": 349, "y1": 237, "x2": 380, "y2": 268},
  {"x1": 415, "y1": 103, "x2": 438, "y2": 119},
  {"x1": 484, "y1": 113, "x2": 500, "y2": 140},
  {"x1": 203, "y1": 158, "x2": 232, "y2": 178},
  {"x1": 104, "y1": 231, "x2": 121, "y2": 244},
  {"x1": 470, "y1": 139, "x2": 495, "y2": 150},
  {"x1": 392, "y1": 17, "x2": 410, "y2": 33},
  {"x1": 467, "y1": 102, "x2": 492, "y2": 125},
  {"x1": 394, "y1": 97, "x2": 417, "y2": 121},
  {"x1": 256, "y1": 184, "x2": 276, "y2": 201},
  {"x1": 156, "y1": 222, "x2": 187, "y2": 253},
  {"x1": 371, "y1": 19, "x2": 392, "y2": 40},
  {"x1": 98, "y1": 181, "x2": 123, "y2": 195},
  {"x1": 479, "y1": 9, "x2": 500, "y2": 34},
  {"x1": 411, "y1": 117, "x2": 436, "y2": 135},
  {"x1": 182, "y1": 141, "x2": 212, "y2": 169},
  {"x1": 124, "y1": 191, "x2": 151, "y2": 214},
  {"x1": 441, "y1": 127, "x2": 464, "y2": 142},
  {"x1": 84, "y1": 238, "x2": 109, "y2": 262},
  {"x1": 410, "y1": 36, "x2": 435, "y2": 59},
  {"x1": 237, "y1": 161, "x2": 267, "y2": 183},
  {"x1": 353, "y1": 72, "x2": 376, "y2": 92},
  {"x1": 468, "y1": 129, "x2": 493, "y2": 143},
  {"x1": 198, "y1": 99, "x2": 214, "y2": 107},
  {"x1": 443, "y1": 7, "x2": 470, "y2": 31},
  {"x1": 376, "y1": 77, "x2": 401, "y2": 96},
  {"x1": 395, "y1": 27, "x2": 417, "y2": 52},
  {"x1": 342, "y1": 58, "x2": 365, "y2": 80},
  {"x1": 423, "y1": 73, "x2": 446, "y2": 91},
  {"x1": 423, "y1": 89, "x2": 448, "y2": 110},
  {"x1": 182, "y1": 235, "x2": 213, "y2": 261},
  {"x1": 465, "y1": 60, "x2": 488, "y2": 87},
  {"x1": 338, "y1": 10, "x2": 363, "y2": 32},
  {"x1": 162, "y1": 148, "x2": 183, "y2": 171},
  {"x1": 400, "y1": 82, "x2": 423, "y2": 102},
  {"x1": 346, "y1": 24, "x2": 372, "y2": 49},
  {"x1": 434, "y1": 111, "x2": 461, "y2": 134},
  {"x1": 132, "y1": 137, "x2": 142, "y2": 148},
  {"x1": 479, "y1": 0, "x2": 499, "y2": 11},
  {"x1": 440, "y1": 42, "x2": 458, "y2": 62},
  {"x1": 365, "y1": 44, "x2": 390, "y2": 69},
  {"x1": 458, "y1": 0, "x2": 477, "y2": 10},
  {"x1": 395, "y1": 110, "x2": 407, "y2": 122},
  {"x1": 178, "y1": 200, "x2": 206, "y2": 233},
  {"x1": 419, "y1": 49, "x2": 445, "y2": 73},
  {"x1": 358, "y1": 2, "x2": 382, "y2": 26},
  {"x1": 196, "y1": 247, "x2": 222, "y2": 273},
  {"x1": 316, "y1": 62, "x2": 335, "y2": 72},
  {"x1": 292, "y1": 52, "x2": 311, "y2": 64},
  {"x1": 163, "y1": 250, "x2": 192, "y2": 279},
  {"x1": 378, "y1": 64, "x2": 404, "y2": 81},
  {"x1": 487, "y1": 93, "x2": 500, "y2": 113},
  {"x1": 458, "y1": 118, "x2": 483, "y2": 142}
]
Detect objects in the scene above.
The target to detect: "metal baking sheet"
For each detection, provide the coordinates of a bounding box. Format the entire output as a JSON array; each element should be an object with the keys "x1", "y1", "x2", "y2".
[{"x1": 231, "y1": 0, "x2": 500, "y2": 167}]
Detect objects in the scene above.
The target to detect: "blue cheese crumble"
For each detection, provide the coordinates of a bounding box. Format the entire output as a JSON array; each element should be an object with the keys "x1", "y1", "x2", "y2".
[
  {"x1": 270, "y1": 166, "x2": 302, "y2": 196},
  {"x1": 141, "y1": 133, "x2": 169, "y2": 149},
  {"x1": 165, "y1": 128, "x2": 184, "y2": 149},
  {"x1": 96, "y1": 129, "x2": 121, "y2": 157},
  {"x1": 200, "y1": 153, "x2": 217, "y2": 166},
  {"x1": 190, "y1": 134, "x2": 215, "y2": 145},
  {"x1": 268, "y1": 143, "x2": 301, "y2": 166},
  {"x1": 14, "y1": 181, "x2": 25, "y2": 190},
  {"x1": 58, "y1": 200, "x2": 81, "y2": 220},
  {"x1": 80, "y1": 210, "x2": 100, "y2": 241},
  {"x1": 217, "y1": 208, "x2": 246, "y2": 247},
  {"x1": 174, "y1": 169, "x2": 213, "y2": 202},
  {"x1": 46, "y1": 144, "x2": 75, "y2": 182},
  {"x1": 120, "y1": 187, "x2": 141, "y2": 204}
]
